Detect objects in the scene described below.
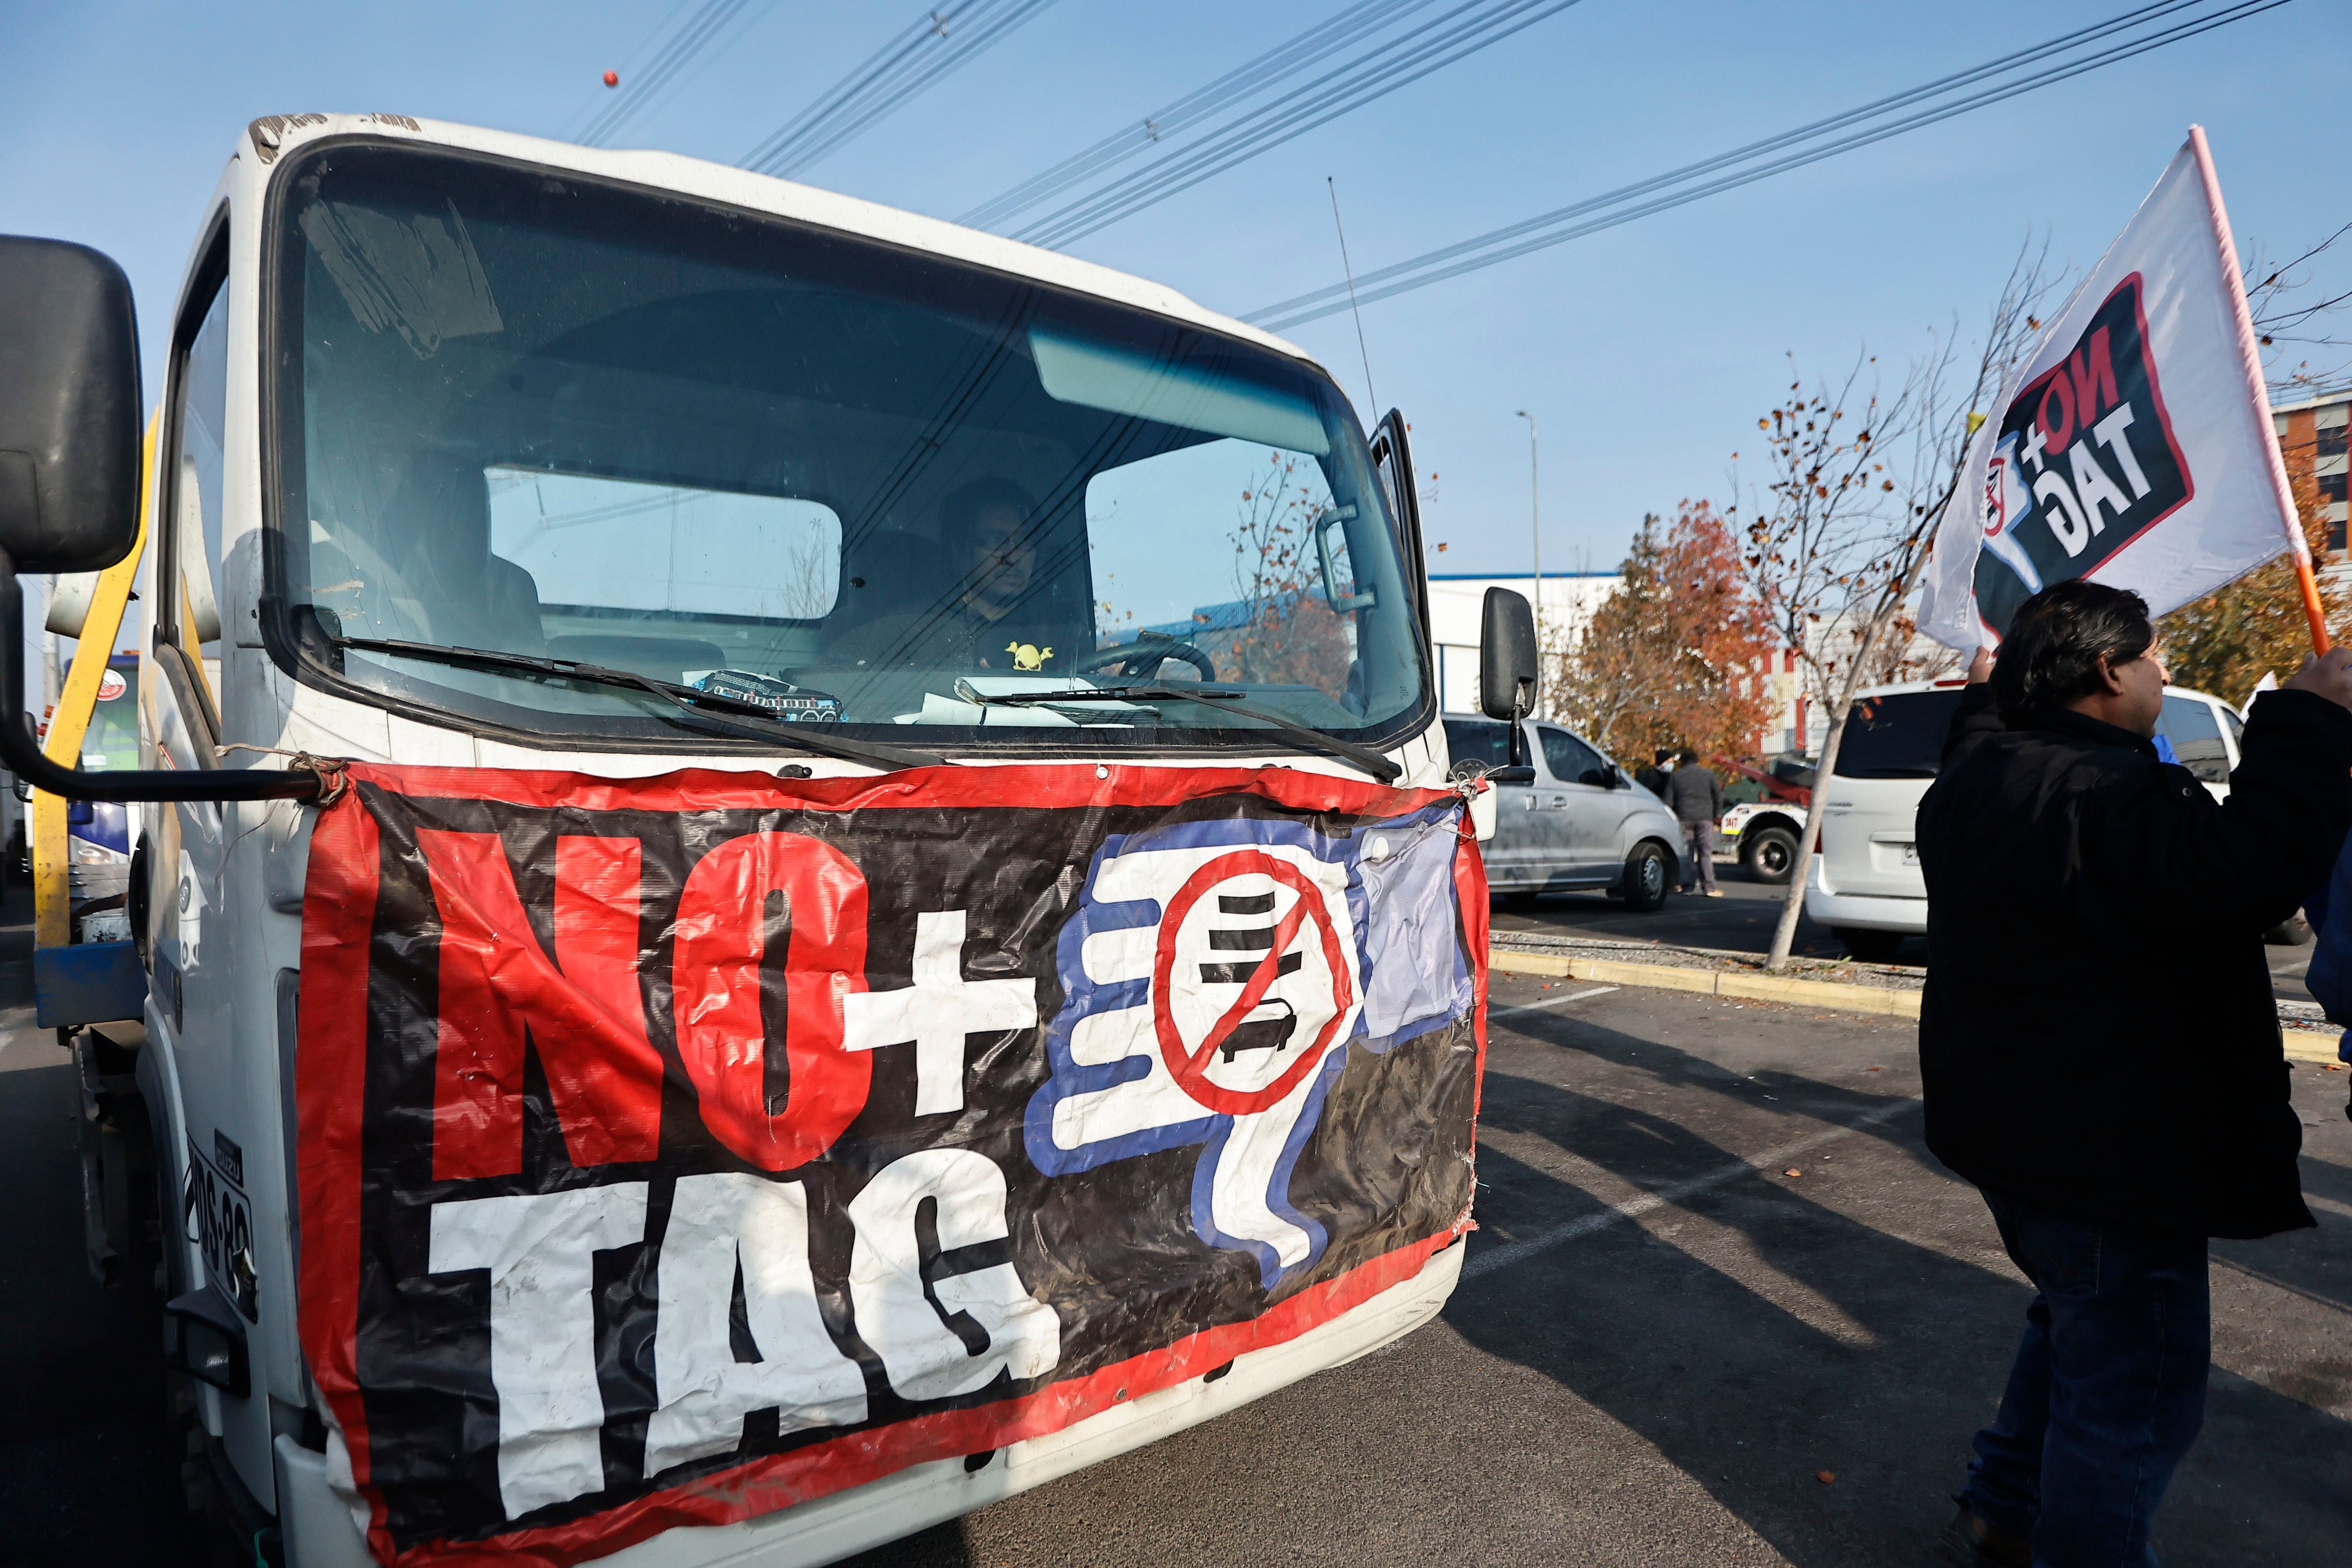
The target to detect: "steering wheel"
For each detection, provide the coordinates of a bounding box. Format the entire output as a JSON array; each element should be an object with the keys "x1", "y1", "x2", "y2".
[{"x1": 1071, "y1": 635, "x2": 1218, "y2": 682}]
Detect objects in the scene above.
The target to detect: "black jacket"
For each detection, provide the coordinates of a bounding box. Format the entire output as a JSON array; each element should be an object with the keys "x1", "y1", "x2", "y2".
[
  {"x1": 1665, "y1": 764, "x2": 1724, "y2": 825},
  {"x1": 1915, "y1": 685, "x2": 2352, "y2": 1239}
]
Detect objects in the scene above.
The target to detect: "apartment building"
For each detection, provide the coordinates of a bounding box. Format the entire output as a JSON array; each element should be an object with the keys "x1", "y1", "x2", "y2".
[{"x1": 2273, "y1": 389, "x2": 2350, "y2": 559}]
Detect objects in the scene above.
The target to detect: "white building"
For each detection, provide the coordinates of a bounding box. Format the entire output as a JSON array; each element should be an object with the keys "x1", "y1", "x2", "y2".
[{"x1": 1423, "y1": 571, "x2": 1620, "y2": 714}]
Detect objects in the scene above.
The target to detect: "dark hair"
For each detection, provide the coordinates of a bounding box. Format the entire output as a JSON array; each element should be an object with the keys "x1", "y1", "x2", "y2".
[
  {"x1": 1677, "y1": 748, "x2": 1701, "y2": 766},
  {"x1": 1989, "y1": 579, "x2": 2154, "y2": 714},
  {"x1": 940, "y1": 476, "x2": 1037, "y2": 537},
  {"x1": 1653, "y1": 748, "x2": 1674, "y2": 765}
]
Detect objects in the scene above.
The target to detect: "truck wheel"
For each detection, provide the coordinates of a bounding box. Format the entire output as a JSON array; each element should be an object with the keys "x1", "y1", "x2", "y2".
[
  {"x1": 1741, "y1": 823, "x2": 1799, "y2": 884},
  {"x1": 1619, "y1": 842, "x2": 1671, "y2": 912},
  {"x1": 1837, "y1": 927, "x2": 1907, "y2": 963}
]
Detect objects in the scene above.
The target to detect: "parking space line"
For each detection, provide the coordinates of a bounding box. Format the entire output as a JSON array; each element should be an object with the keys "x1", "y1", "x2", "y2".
[
  {"x1": 1490, "y1": 986, "x2": 1618, "y2": 1022},
  {"x1": 1461, "y1": 1095, "x2": 1921, "y2": 1283}
]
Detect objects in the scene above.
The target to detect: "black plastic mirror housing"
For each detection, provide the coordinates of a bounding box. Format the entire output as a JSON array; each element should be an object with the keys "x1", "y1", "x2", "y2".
[
  {"x1": 0, "y1": 237, "x2": 143, "y2": 573},
  {"x1": 1479, "y1": 587, "x2": 1539, "y2": 721}
]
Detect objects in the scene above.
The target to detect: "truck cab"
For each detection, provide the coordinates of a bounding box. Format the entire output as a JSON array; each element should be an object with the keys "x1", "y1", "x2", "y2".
[{"x1": 2, "y1": 114, "x2": 1537, "y2": 1568}]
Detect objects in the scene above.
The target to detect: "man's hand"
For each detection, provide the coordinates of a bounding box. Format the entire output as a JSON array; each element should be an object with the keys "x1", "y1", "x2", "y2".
[
  {"x1": 2284, "y1": 647, "x2": 2352, "y2": 713},
  {"x1": 1967, "y1": 646, "x2": 1995, "y2": 685}
]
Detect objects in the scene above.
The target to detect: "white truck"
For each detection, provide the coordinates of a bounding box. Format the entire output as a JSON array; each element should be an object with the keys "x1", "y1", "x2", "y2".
[{"x1": 0, "y1": 114, "x2": 1539, "y2": 1568}]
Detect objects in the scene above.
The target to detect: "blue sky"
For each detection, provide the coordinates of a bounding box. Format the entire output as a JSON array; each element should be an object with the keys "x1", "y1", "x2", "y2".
[{"x1": 6, "y1": 0, "x2": 2345, "y2": 578}]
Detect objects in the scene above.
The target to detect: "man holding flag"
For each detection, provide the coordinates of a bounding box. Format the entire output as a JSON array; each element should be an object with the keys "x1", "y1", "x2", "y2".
[{"x1": 1917, "y1": 131, "x2": 2352, "y2": 1568}]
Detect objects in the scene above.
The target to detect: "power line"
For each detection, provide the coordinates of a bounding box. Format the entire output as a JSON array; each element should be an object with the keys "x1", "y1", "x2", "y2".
[
  {"x1": 1009, "y1": 0, "x2": 1597, "y2": 250},
  {"x1": 741, "y1": 0, "x2": 1059, "y2": 180},
  {"x1": 1247, "y1": 0, "x2": 2295, "y2": 333},
  {"x1": 561, "y1": 0, "x2": 697, "y2": 142},
  {"x1": 1250, "y1": 0, "x2": 2217, "y2": 324},
  {"x1": 958, "y1": 0, "x2": 1444, "y2": 231},
  {"x1": 1250, "y1": 0, "x2": 2222, "y2": 324},
  {"x1": 575, "y1": 0, "x2": 770, "y2": 149}
]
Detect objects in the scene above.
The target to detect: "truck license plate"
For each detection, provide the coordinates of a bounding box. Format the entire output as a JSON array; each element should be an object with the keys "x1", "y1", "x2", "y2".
[{"x1": 185, "y1": 1138, "x2": 259, "y2": 1322}]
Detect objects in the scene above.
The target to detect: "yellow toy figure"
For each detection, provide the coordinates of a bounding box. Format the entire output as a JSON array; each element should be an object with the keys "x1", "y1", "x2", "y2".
[{"x1": 1007, "y1": 642, "x2": 1053, "y2": 671}]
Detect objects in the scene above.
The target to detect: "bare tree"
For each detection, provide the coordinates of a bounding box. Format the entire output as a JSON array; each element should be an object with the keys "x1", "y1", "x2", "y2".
[
  {"x1": 2246, "y1": 220, "x2": 2352, "y2": 398},
  {"x1": 1226, "y1": 453, "x2": 1350, "y2": 685},
  {"x1": 1740, "y1": 246, "x2": 2055, "y2": 971}
]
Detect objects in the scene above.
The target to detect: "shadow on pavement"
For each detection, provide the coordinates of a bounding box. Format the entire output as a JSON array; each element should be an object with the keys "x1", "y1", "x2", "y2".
[
  {"x1": 1490, "y1": 1004, "x2": 1938, "y2": 1173},
  {"x1": 0, "y1": 881, "x2": 204, "y2": 1568},
  {"x1": 1445, "y1": 1040, "x2": 2352, "y2": 1567}
]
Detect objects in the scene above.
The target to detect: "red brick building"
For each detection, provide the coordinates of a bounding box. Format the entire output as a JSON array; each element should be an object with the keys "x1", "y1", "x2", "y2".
[{"x1": 2272, "y1": 390, "x2": 2350, "y2": 554}]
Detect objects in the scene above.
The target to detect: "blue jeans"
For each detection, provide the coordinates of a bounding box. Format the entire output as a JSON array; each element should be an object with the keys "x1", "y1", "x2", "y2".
[{"x1": 1962, "y1": 1191, "x2": 2210, "y2": 1568}]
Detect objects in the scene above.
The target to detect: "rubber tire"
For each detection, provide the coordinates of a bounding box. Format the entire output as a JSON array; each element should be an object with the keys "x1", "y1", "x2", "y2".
[
  {"x1": 1837, "y1": 927, "x2": 1907, "y2": 963},
  {"x1": 1741, "y1": 824, "x2": 1800, "y2": 885},
  {"x1": 1619, "y1": 842, "x2": 1671, "y2": 912}
]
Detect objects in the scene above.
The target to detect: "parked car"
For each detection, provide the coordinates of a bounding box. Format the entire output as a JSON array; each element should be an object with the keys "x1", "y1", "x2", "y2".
[
  {"x1": 1805, "y1": 679, "x2": 2247, "y2": 961},
  {"x1": 1443, "y1": 713, "x2": 1684, "y2": 910}
]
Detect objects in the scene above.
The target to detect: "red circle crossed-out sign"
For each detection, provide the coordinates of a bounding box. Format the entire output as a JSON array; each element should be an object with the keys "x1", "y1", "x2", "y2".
[{"x1": 1152, "y1": 850, "x2": 1354, "y2": 1117}]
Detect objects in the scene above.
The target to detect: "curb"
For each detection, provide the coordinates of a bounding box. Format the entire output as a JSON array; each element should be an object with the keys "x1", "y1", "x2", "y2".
[
  {"x1": 1493, "y1": 948, "x2": 2347, "y2": 1064},
  {"x1": 2281, "y1": 1029, "x2": 2345, "y2": 1066},
  {"x1": 1490, "y1": 950, "x2": 1920, "y2": 1019}
]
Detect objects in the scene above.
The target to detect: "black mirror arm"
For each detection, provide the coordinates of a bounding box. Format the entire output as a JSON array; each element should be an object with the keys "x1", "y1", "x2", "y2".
[{"x1": 0, "y1": 548, "x2": 323, "y2": 802}]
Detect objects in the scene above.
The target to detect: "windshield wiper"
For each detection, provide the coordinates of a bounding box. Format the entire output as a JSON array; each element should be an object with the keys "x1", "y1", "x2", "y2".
[
  {"x1": 334, "y1": 637, "x2": 949, "y2": 772},
  {"x1": 959, "y1": 682, "x2": 1401, "y2": 783}
]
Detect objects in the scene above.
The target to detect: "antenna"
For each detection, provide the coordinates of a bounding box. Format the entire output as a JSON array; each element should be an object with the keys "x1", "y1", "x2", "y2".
[{"x1": 1326, "y1": 177, "x2": 1380, "y2": 418}]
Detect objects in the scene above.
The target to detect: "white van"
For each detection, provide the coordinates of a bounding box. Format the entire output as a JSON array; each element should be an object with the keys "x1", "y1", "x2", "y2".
[{"x1": 1806, "y1": 680, "x2": 2245, "y2": 962}]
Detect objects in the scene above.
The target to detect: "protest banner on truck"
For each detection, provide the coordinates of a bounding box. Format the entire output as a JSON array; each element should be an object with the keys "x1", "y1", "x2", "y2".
[
  {"x1": 1920, "y1": 127, "x2": 2310, "y2": 651},
  {"x1": 294, "y1": 761, "x2": 1486, "y2": 1567}
]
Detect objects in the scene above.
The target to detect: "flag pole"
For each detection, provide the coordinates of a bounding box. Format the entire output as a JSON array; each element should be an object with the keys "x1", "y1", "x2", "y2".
[
  {"x1": 2192, "y1": 124, "x2": 2330, "y2": 654},
  {"x1": 2295, "y1": 554, "x2": 2331, "y2": 654}
]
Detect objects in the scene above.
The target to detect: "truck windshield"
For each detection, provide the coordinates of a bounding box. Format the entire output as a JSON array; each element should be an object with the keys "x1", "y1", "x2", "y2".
[
  {"x1": 269, "y1": 143, "x2": 1427, "y2": 753},
  {"x1": 1834, "y1": 689, "x2": 1965, "y2": 779}
]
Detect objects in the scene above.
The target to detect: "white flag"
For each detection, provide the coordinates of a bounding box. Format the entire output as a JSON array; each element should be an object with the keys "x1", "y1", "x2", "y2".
[{"x1": 1919, "y1": 127, "x2": 2304, "y2": 651}]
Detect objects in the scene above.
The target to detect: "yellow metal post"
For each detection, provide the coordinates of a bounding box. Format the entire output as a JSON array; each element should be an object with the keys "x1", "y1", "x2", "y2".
[{"x1": 32, "y1": 413, "x2": 155, "y2": 950}]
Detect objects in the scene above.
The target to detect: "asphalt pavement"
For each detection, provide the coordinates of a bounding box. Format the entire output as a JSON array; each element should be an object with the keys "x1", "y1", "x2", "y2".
[
  {"x1": 844, "y1": 973, "x2": 2352, "y2": 1567},
  {"x1": 0, "y1": 884, "x2": 199, "y2": 1568},
  {"x1": 5, "y1": 909, "x2": 2346, "y2": 1567}
]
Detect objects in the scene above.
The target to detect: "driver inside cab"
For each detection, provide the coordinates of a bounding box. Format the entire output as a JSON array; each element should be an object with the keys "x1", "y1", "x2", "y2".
[{"x1": 826, "y1": 477, "x2": 1062, "y2": 672}]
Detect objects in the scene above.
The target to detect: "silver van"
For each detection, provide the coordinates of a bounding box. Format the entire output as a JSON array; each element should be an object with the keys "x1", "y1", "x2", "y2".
[
  {"x1": 1444, "y1": 714, "x2": 1685, "y2": 910},
  {"x1": 1807, "y1": 680, "x2": 2246, "y2": 960}
]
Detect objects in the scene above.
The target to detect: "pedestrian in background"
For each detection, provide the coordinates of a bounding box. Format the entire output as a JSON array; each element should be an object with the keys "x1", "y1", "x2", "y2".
[
  {"x1": 1665, "y1": 748, "x2": 1724, "y2": 896},
  {"x1": 1916, "y1": 580, "x2": 2352, "y2": 1568},
  {"x1": 1635, "y1": 747, "x2": 1674, "y2": 796}
]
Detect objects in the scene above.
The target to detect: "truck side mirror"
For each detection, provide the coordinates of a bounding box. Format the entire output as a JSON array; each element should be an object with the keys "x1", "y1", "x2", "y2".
[
  {"x1": 0, "y1": 237, "x2": 319, "y2": 803},
  {"x1": 1478, "y1": 587, "x2": 1540, "y2": 780},
  {"x1": 0, "y1": 237, "x2": 143, "y2": 573},
  {"x1": 1478, "y1": 587, "x2": 1538, "y2": 721}
]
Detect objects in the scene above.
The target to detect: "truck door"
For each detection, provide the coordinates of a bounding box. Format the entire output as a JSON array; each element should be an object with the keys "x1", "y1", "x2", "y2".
[
  {"x1": 1367, "y1": 410, "x2": 1431, "y2": 652},
  {"x1": 146, "y1": 231, "x2": 270, "y2": 1472}
]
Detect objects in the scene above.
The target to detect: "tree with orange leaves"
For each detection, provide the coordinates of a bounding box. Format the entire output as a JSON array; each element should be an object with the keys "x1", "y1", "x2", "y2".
[{"x1": 1556, "y1": 500, "x2": 1778, "y2": 764}]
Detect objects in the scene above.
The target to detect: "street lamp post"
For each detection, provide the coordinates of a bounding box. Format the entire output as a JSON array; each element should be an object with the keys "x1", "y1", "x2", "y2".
[{"x1": 1515, "y1": 409, "x2": 1541, "y2": 716}]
